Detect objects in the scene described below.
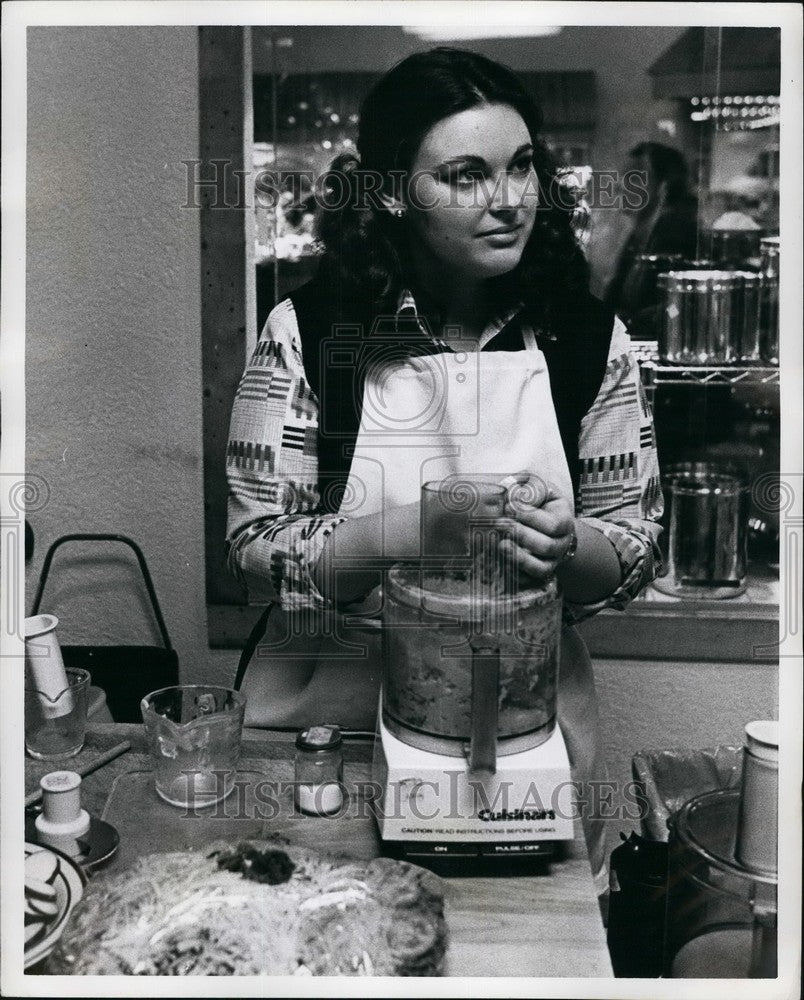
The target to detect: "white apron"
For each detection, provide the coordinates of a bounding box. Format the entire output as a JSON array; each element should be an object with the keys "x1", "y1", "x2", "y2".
[{"x1": 240, "y1": 327, "x2": 609, "y2": 891}]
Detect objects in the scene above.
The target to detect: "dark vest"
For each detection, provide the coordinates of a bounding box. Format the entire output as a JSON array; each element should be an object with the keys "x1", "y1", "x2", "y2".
[{"x1": 288, "y1": 278, "x2": 614, "y2": 512}]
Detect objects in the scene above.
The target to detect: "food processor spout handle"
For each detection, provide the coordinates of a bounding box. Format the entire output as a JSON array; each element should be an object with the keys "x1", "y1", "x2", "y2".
[{"x1": 468, "y1": 637, "x2": 499, "y2": 774}]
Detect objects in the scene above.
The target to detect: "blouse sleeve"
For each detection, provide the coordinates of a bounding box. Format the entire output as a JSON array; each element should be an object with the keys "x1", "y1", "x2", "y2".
[
  {"x1": 225, "y1": 298, "x2": 345, "y2": 610},
  {"x1": 564, "y1": 317, "x2": 664, "y2": 624}
]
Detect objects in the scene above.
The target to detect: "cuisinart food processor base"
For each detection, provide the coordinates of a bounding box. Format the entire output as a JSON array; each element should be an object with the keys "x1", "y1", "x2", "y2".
[{"x1": 372, "y1": 710, "x2": 574, "y2": 862}]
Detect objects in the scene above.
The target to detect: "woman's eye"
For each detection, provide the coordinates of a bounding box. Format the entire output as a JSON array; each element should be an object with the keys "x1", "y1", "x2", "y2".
[
  {"x1": 510, "y1": 158, "x2": 533, "y2": 175},
  {"x1": 443, "y1": 167, "x2": 486, "y2": 186}
]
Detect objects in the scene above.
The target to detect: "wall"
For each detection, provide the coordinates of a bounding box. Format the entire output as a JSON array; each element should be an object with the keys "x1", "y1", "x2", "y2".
[
  {"x1": 26, "y1": 26, "x2": 238, "y2": 685},
  {"x1": 595, "y1": 656, "x2": 777, "y2": 855}
]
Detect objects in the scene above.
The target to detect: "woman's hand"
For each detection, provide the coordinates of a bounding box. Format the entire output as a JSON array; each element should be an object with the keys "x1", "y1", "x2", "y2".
[
  {"x1": 495, "y1": 471, "x2": 625, "y2": 602},
  {"x1": 495, "y1": 473, "x2": 576, "y2": 585},
  {"x1": 312, "y1": 500, "x2": 422, "y2": 605}
]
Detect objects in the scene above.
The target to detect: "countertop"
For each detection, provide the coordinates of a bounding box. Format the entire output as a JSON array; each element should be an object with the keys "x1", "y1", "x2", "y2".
[{"x1": 25, "y1": 723, "x2": 613, "y2": 979}]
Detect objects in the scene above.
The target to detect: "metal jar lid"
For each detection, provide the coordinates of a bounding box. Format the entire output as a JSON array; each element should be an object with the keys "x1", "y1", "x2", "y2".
[
  {"x1": 633, "y1": 252, "x2": 686, "y2": 265},
  {"x1": 295, "y1": 724, "x2": 342, "y2": 752},
  {"x1": 759, "y1": 237, "x2": 780, "y2": 270},
  {"x1": 663, "y1": 269, "x2": 743, "y2": 287},
  {"x1": 683, "y1": 258, "x2": 718, "y2": 269}
]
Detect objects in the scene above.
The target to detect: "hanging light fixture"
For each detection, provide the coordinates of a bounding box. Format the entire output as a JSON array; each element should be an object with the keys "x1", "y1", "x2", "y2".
[{"x1": 403, "y1": 25, "x2": 561, "y2": 42}]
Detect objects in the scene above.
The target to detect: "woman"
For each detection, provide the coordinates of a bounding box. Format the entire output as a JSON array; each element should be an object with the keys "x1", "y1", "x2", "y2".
[
  {"x1": 604, "y1": 141, "x2": 699, "y2": 333},
  {"x1": 226, "y1": 48, "x2": 663, "y2": 893}
]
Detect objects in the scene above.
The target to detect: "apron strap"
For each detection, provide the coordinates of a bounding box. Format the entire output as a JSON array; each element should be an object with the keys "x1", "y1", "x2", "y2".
[{"x1": 521, "y1": 323, "x2": 540, "y2": 354}]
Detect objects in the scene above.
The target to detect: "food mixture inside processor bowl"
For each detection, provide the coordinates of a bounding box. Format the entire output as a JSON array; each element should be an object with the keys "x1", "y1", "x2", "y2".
[{"x1": 382, "y1": 567, "x2": 561, "y2": 744}]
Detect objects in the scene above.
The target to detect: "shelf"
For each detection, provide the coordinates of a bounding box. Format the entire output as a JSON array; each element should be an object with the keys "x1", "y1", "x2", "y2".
[
  {"x1": 578, "y1": 567, "x2": 780, "y2": 663},
  {"x1": 578, "y1": 595, "x2": 779, "y2": 663},
  {"x1": 640, "y1": 360, "x2": 780, "y2": 388}
]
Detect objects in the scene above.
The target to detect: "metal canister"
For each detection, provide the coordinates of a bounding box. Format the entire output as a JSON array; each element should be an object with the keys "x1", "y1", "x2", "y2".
[
  {"x1": 708, "y1": 228, "x2": 763, "y2": 267},
  {"x1": 758, "y1": 236, "x2": 779, "y2": 364},
  {"x1": 734, "y1": 271, "x2": 761, "y2": 363},
  {"x1": 660, "y1": 271, "x2": 700, "y2": 363},
  {"x1": 656, "y1": 273, "x2": 672, "y2": 353},
  {"x1": 653, "y1": 469, "x2": 750, "y2": 599},
  {"x1": 659, "y1": 270, "x2": 742, "y2": 365},
  {"x1": 706, "y1": 271, "x2": 742, "y2": 364}
]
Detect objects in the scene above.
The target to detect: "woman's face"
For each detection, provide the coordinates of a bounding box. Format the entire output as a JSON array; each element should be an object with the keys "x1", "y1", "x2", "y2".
[{"x1": 402, "y1": 103, "x2": 539, "y2": 283}]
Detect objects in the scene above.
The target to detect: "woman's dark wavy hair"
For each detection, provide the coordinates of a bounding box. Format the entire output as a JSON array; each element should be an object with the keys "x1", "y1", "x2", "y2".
[{"x1": 315, "y1": 47, "x2": 590, "y2": 333}]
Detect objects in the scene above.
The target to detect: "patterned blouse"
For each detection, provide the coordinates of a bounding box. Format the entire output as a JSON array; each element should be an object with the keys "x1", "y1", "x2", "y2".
[{"x1": 226, "y1": 292, "x2": 664, "y2": 624}]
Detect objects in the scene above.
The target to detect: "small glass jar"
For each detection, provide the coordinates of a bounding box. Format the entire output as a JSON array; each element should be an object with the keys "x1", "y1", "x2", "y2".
[{"x1": 294, "y1": 724, "x2": 344, "y2": 815}]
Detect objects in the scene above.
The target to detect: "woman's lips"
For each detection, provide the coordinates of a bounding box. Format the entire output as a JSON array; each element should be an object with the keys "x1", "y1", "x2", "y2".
[{"x1": 477, "y1": 225, "x2": 523, "y2": 245}]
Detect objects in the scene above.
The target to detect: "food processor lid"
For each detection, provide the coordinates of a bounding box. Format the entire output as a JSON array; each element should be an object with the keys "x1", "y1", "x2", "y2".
[
  {"x1": 745, "y1": 720, "x2": 778, "y2": 760},
  {"x1": 385, "y1": 564, "x2": 559, "y2": 613}
]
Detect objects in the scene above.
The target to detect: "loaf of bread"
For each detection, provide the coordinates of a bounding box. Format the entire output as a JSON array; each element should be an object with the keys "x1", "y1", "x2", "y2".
[{"x1": 48, "y1": 837, "x2": 447, "y2": 976}]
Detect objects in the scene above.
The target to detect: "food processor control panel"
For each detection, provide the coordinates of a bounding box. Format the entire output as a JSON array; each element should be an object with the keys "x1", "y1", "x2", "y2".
[
  {"x1": 395, "y1": 840, "x2": 557, "y2": 861},
  {"x1": 372, "y1": 716, "x2": 574, "y2": 856}
]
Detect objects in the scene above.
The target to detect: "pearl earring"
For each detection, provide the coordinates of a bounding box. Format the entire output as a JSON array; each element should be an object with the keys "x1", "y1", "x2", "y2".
[{"x1": 393, "y1": 208, "x2": 405, "y2": 219}]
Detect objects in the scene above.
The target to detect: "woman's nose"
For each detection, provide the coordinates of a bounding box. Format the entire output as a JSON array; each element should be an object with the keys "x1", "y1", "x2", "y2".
[{"x1": 484, "y1": 173, "x2": 517, "y2": 213}]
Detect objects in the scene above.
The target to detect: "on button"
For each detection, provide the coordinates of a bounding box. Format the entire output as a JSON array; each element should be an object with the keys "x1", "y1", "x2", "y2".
[{"x1": 404, "y1": 843, "x2": 479, "y2": 858}]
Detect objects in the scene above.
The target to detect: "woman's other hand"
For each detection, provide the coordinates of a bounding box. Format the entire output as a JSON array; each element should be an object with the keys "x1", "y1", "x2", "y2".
[
  {"x1": 496, "y1": 472, "x2": 575, "y2": 584},
  {"x1": 497, "y1": 471, "x2": 623, "y2": 602}
]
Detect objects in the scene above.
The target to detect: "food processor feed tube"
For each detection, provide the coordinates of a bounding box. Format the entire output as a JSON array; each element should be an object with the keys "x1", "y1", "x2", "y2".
[{"x1": 468, "y1": 637, "x2": 500, "y2": 773}]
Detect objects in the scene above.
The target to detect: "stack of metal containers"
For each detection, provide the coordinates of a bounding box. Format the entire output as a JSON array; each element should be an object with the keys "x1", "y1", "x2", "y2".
[{"x1": 652, "y1": 236, "x2": 779, "y2": 366}]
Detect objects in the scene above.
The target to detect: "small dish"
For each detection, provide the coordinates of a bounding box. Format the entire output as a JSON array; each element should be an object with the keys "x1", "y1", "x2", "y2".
[
  {"x1": 24, "y1": 843, "x2": 86, "y2": 970},
  {"x1": 25, "y1": 810, "x2": 119, "y2": 874}
]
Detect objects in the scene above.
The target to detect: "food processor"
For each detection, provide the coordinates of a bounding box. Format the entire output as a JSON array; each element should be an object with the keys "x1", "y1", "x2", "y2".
[
  {"x1": 372, "y1": 481, "x2": 573, "y2": 861},
  {"x1": 664, "y1": 721, "x2": 779, "y2": 978}
]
